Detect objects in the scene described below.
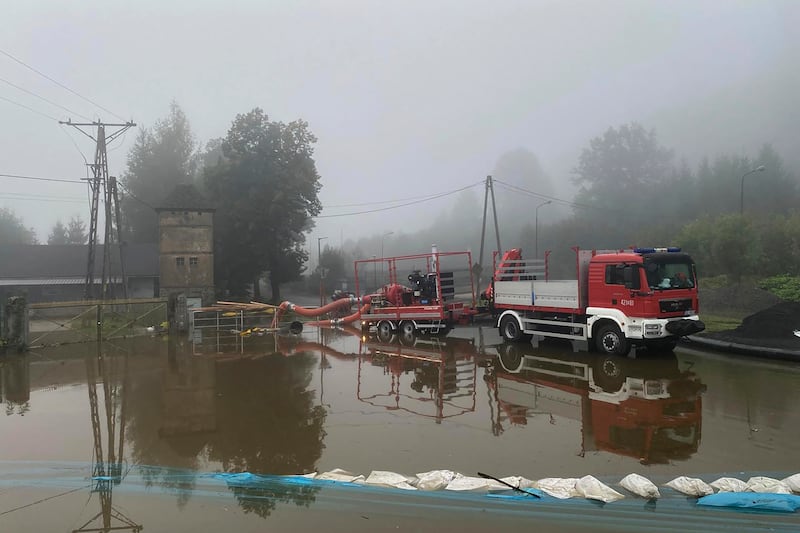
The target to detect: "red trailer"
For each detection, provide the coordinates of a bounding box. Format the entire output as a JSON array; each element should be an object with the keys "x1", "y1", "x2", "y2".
[{"x1": 354, "y1": 245, "x2": 476, "y2": 339}]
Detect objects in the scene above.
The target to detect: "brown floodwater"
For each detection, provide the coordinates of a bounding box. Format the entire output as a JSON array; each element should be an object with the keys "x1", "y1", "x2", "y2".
[{"x1": 1, "y1": 325, "x2": 799, "y2": 532}]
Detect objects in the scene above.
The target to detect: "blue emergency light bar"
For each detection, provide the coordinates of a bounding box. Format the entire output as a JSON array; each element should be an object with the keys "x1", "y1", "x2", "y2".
[{"x1": 632, "y1": 247, "x2": 681, "y2": 254}]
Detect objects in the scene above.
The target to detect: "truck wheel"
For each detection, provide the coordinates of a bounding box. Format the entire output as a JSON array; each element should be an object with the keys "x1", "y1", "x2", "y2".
[
  {"x1": 400, "y1": 321, "x2": 416, "y2": 337},
  {"x1": 500, "y1": 315, "x2": 524, "y2": 342},
  {"x1": 376, "y1": 320, "x2": 393, "y2": 342},
  {"x1": 593, "y1": 356, "x2": 627, "y2": 392},
  {"x1": 595, "y1": 323, "x2": 630, "y2": 355}
]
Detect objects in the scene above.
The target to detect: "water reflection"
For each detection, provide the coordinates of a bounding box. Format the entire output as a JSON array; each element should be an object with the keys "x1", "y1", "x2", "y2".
[
  {"x1": 489, "y1": 342, "x2": 705, "y2": 464},
  {"x1": 125, "y1": 337, "x2": 325, "y2": 517},
  {"x1": 1, "y1": 353, "x2": 30, "y2": 416}
]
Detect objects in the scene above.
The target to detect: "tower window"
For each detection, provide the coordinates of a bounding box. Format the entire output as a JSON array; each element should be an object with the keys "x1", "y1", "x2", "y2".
[
  {"x1": 176, "y1": 257, "x2": 185, "y2": 267},
  {"x1": 189, "y1": 257, "x2": 198, "y2": 266}
]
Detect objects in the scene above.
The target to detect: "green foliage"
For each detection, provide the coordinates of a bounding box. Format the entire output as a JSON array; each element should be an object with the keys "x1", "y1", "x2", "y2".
[
  {"x1": 0, "y1": 207, "x2": 36, "y2": 244},
  {"x1": 758, "y1": 275, "x2": 800, "y2": 302},
  {"x1": 122, "y1": 101, "x2": 197, "y2": 243},
  {"x1": 205, "y1": 108, "x2": 322, "y2": 301},
  {"x1": 66, "y1": 216, "x2": 88, "y2": 244},
  {"x1": 47, "y1": 220, "x2": 68, "y2": 244}
]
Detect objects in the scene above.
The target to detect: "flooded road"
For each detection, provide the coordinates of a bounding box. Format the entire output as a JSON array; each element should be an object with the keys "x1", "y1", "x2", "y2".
[{"x1": 1, "y1": 327, "x2": 799, "y2": 532}]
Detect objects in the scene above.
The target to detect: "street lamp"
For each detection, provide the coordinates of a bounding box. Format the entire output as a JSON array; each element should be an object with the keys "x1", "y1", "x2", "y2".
[
  {"x1": 740, "y1": 165, "x2": 766, "y2": 215},
  {"x1": 317, "y1": 236, "x2": 327, "y2": 306},
  {"x1": 535, "y1": 200, "x2": 552, "y2": 258},
  {"x1": 381, "y1": 231, "x2": 393, "y2": 283}
]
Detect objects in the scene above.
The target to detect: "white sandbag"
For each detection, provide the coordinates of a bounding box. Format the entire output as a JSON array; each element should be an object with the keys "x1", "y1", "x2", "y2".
[
  {"x1": 782, "y1": 473, "x2": 800, "y2": 494},
  {"x1": 317, "y1": 468, "x2": 366, "y2": 483},
  {"x1": 364, "y1": 471, "x2": 417, "y2": 490},
  {"x1": 445, "y1": 474, "x2": 505, "y2": 492},
  {"x1": 575, "y1": 475, "x2": 624, "y2": 503},
  {"x1": 710, "y1": 477, "x2": 748, "y2": 493},
  {"x1": 498, "y1": 475, "x2": 536, "y2": 492},
  {"x1": 533, "y1": 478, "x2": 579, "y2": 499},
  {"x1": 414, "y1": 470, "x2": 458, "y2": 491},
  {"x1": 619, "y1": 473, "x2": 660, "y2": 499},
  {"x1": 746, "y1": 476, "x2": 791, "y2": 494},
  {"x1": 665, "y1": 476, "x2": 714, "y2": 497}
]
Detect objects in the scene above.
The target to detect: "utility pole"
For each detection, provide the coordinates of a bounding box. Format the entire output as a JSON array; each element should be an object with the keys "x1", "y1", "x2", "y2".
[
  {"x1": 477, "y1": 175, "x2": 502, "y2": 291},
  {"x1": 60, "y1": 120, "x2": 135, "y2": 300}
]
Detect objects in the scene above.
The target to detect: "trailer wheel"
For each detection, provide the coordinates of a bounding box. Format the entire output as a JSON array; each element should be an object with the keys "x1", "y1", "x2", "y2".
[
  {"x1": 595, "y1": 323, "x2": 630, "y2": 355},
  {"x1": 500, "y1": 315, "x2": 524, "y2": 342},
  {"x1": 400, "y1": 321, "x2": 416, "y2": 337},
  {"x1": 376, "y1": 320, "x2": 393, "y2": 342}
]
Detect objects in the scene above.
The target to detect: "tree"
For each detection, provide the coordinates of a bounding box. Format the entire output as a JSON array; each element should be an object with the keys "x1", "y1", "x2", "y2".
[
  {"x1": 205, "y1": 108, "x2": 322, "y2": 301},
  {"x1": 122, "y1": 101, "x2": 197, "y2": 243},
  {"x1": 66, "y1": 215, "x2": 88, "y2": 244},
  {"x1": 47, "y1": 220, "x2": 69, "y2": 244},
  {"x1": 0, "y1": 207, "x2": 36, "y2": 244}
]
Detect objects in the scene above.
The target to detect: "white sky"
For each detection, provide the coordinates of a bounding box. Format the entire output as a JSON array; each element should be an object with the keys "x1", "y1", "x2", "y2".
[{"x1": 1, "y1": 0, "x2": 797, "y2": 244}]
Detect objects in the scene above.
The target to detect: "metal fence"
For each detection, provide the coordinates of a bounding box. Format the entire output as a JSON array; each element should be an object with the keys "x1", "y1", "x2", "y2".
[{"x1": 27, "y1": 298, "x2": 168, "y2": 348}]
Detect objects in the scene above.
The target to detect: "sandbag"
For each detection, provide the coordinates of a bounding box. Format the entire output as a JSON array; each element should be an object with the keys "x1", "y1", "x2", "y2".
[
  {"x1": 415, "y1": 470, "x2": 457, "y2": 491},
  {"x1": 364, "y1": 470, "x2": 417, "y2": 490},
  {"x1": 534, "y1": 478, "x2": 579, "y2": 499},
  {"x1": 746, "y1": 476, "x2": 791, "y2": 494},
  {"x1": 710, "y1": 477, "x2": 748, "y2": 493},
  {"x1": 782, "y1": 473, "x2": 800, "y2": 494},
  {"x1": 620, "y1": 473, "x2": 660, "y2": 499},
  {"x1": 575, "y1": 475, "x2": 624, "y2": 503},
  {"x1": 317, "y1": 468, "x2": 366, "y2": 483},
  {"x1": 665, "y1": 476, "x2": 714, "y2": 497},
  {"x1": 445, "y1": 474, "x2": 505, "y2": 492}
]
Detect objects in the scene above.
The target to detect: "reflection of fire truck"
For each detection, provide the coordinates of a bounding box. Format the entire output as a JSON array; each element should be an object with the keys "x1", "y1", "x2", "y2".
[
  {"x1": 354, "y1": 246, "x2": 475, "y2": 339},
  {"x1": 489, "y1": 343, "x2": 705, "y2": 464},
  {"x1": 356, "y1": 332, "x2": 484, "y2": 423}
]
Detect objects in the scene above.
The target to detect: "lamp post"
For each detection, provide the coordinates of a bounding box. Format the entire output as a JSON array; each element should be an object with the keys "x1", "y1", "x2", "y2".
[
  {"x1": 381, "y1": 231, "x2": 393, "y2": 283},
  {"x1": 535, "y1": 200, "x2": 552, "y2": 258},
  {"x1": 317, "y1": 236, "x2": 327, "y2": 306},
  {"x1": 740, "y1": 165, "x2": 766, "y2": 215}
]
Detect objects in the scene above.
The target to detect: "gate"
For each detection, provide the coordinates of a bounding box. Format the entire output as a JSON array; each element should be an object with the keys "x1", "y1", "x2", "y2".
[{"x1": 27, "y1": 298, "x2": 168, "y2": 348}]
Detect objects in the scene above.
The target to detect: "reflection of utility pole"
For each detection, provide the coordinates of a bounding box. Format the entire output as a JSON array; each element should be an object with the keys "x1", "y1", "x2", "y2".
[
  {"x1": 74, "y1": 347, "x2": 141, "y2": 533},
  {"x1": 60, "y1": 120, "x2": 135, "y2": 300}
]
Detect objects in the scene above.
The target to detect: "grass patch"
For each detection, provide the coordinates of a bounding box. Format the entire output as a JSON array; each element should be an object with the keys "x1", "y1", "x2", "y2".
[
  {"x1": 700, "y1": 314, "x2": 742, "y2": 333},
  {"x1": 758, "y1": 274, "x2": 800, "y2": 302}
]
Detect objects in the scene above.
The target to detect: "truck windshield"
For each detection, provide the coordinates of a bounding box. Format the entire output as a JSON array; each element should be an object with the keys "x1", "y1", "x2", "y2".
[{"x1": 644, "y1": 260, "x2": 695, "y2": 290}]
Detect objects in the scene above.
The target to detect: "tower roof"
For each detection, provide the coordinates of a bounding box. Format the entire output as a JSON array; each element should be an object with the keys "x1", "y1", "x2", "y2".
[{"x1": 156, "y1": 184, "x2": 216, "y2": 211}]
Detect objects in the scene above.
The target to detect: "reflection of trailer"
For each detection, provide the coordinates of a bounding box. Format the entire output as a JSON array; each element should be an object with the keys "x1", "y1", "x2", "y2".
[
  {"x1": 490, "y1": 344, "x2": 704, "y2": 464},
  {"x1": 355, "y1": 246, "x2": 476, "y2": 338},
  {"x1": 356, "y1": 333, "x2": 480, "y2": 423}
]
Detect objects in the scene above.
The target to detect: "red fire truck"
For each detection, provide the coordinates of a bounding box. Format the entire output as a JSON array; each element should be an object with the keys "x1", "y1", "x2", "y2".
[{"x1": 489, "y1": 247, "x2": 705, "y2": 355}]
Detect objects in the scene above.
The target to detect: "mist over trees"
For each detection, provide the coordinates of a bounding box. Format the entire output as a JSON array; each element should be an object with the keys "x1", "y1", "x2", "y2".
[
  {"x1": 47, "y1": 216, "x2": 88, "y2": 245},
  {"x1": 121, "y1": 101, "x2": 197, "y2": 244},
  {"x1": 0, "y1": 207, "x2": 36, "y2": 244},
  {"x1": 204, "y1": 108, "x2": 322, "y2": 301}
]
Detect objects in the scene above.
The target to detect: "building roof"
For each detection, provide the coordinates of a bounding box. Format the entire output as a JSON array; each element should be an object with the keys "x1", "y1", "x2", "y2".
[
  {"x1": 156, "y1": 184, "x2": 216, "y2": 212},
  {"x1": 0, "y1": 244, "x2": 158, "y2": 279}
]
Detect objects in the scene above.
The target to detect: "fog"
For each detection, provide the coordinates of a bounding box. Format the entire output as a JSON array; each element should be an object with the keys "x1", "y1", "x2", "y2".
[{"x1": 2, "y1": 0, "x2": 798, "y2": 257}]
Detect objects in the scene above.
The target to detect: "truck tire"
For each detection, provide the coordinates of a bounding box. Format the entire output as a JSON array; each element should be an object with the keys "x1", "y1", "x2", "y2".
[
  {"x1": 500, "y1": 315, "x2": 524, "y2": 342},
  {"x1": 376, "y1": 320, "x2": 393, "y2": 342},
  {"x1": 400, "y1": 321, "x2": 416, "y2": 337},
  {"x1": 595, "y1": 323, "x2": 630, "y2": 356}
]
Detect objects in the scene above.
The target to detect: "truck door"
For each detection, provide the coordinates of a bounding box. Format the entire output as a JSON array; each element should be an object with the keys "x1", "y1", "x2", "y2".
[{"x1": 603, "y1": 264, "x2": 644, "y2": 315}]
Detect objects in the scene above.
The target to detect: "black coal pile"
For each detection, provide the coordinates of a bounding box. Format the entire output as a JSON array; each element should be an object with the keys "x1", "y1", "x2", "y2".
[{"x1": 733, "y1": 301, "x2": 800, "y2": 339}]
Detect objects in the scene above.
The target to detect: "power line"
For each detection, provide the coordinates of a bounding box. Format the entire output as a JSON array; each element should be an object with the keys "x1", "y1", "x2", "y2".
[
  {"x1": 0, "y1": 75, "x2": 92, "y2": 121},
  {"x1": 0, "y1": 94, "x2": 58, "y2": 121},
  {"x1": 315, "y1": 181, "x2": 483, "y2": 218},
  {"x1": 0, "y1": 193, "x2": 85, "y2": 203},
  {"x1": 0, "y1": 172, "x2": 84, "y2": 184},
  {"x1": 492, "y1": 179, "x2": 622, "y2": 214},
  {"x1": 0, "y1": 47, "x2": 126, "y2": 121}
]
